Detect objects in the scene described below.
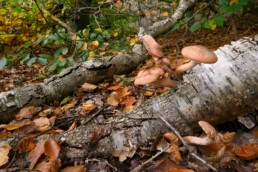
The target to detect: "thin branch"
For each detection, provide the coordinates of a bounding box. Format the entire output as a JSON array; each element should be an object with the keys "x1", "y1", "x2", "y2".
[
  {"x1": 152, "y1": 102, "x2": 217, "y2": 171},
  {"x1": 130, "y1": 138, "x2": 178, "y2": 172}
]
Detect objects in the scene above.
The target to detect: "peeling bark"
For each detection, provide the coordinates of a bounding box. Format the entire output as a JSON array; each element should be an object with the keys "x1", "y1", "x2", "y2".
[
  {"x1": 0, "y1": 49, "x2": 147, "y2": 123},
  {"x1": 52, "y1": 37, "x2": 257, "y2": 157}
]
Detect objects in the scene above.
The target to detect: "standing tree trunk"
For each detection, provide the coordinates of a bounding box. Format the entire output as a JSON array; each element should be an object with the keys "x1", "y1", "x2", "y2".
[{"x1": 51, "y1": 37, "x2": 257, "y2": 157}]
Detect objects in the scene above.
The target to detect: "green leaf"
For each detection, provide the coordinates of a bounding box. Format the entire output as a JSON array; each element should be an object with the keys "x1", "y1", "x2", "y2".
[
  {"x1": 90, "y1": 33, "x2": 97, "y2": 39},
  {"x1": 96, "y1": 34, "x2": 103, "y2": 44},
  {"x1": 76, "y1": 41, "x2": 84, "y2": 50},
  {"x1": 219, "y1": 0, "x2": 229, "y2": 5},
  {"x1": 60, "y1": 96, "x2": 72, "y2": 105},
  {"x1": 23, "y1": 42, "x2": 31, "y2": 48},
  {"x1": 57, "y1": 66, "x2": 65, "y2": 73},
  {"x1": 38, "y1": 57, "x2": 48, "y2": 65},
  {"x1": 37, "y1": 74, "x2": 47, "y2": 79},
  {"x1": 0, "y1": 58, "x2": 7, "y2": 70},
  {"x1": 59, "y1": 60, "x2": 67, "y2": 67},
  {"x1": 171, "y1": 22, "x2": 181, "y2": 32},
  {"x1": 20, "y1": 54, "x2": 30, "y2": 64},
  {"x1": 27, "y1": 57, "x2": 37, "y2": 66},
  {"x1": 48, "y1": 59, "x2": 60, "y2": 71},
  {"x1": 39, "y1": 54, "x2": 52, "y2": 59},
  {"x1": 54, "y1": 47, "x2": 68, "y2": 58},
  {"x1": 219, "y1": 5, "x2": 228, "y2": 13},
  {"x1": 190, "y1": 21, "x2": 202, "y2": 32},
  {"x1": 214, "y1": 15, "x2": 225, "y2": 26},
  {"x1": 203, "y1": 20, "x2": 213, "y2": 28},
  {"x1": 102, "y1": 30, "x2": 111, "y2": 38}
]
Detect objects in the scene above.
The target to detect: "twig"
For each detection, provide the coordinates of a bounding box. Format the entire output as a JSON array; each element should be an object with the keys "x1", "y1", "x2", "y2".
[
  {"x1": 231, "y1": 16, "x2": 238, "y2": 41},
  {"x1": 152, "y1": 102, "x2": 217, "y2": 171},
  {"x1": 33, "y1": 0, "x2": 72, "y2": 43},
  {"x1": 130, "y1": 138, "x2": 178, "y2": 172},
  {"x1": 175, "y1": 24, "x2": 189, "y2": 59},
  {"x1": 93, "y1": 14, "x2": 101, "y2": 28}
]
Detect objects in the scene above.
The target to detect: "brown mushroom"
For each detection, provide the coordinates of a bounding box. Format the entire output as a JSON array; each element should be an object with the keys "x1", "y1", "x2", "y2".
[
  {"x1": 134, "y1": 67, "x2": 164, "y2": 86},
  {"x1": 141, "y1": 35, "x2": 164, "y2": 58},
  {"x1": 176, "y1": 45, "x2": 218, "y2": 73},
  {"x1": 155, "y1": 57, "x2": 173, "y2": 74}
]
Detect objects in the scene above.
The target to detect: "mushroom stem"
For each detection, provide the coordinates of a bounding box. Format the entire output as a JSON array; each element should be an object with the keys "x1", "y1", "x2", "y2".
[{"x1": 176, "y1": 60, "x2": 198, "y2": 73}]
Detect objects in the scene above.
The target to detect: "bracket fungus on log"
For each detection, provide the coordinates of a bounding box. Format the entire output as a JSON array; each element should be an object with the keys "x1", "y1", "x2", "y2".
[{"x1": 176, "y1": 45, "x2": 218, "y2": 73}]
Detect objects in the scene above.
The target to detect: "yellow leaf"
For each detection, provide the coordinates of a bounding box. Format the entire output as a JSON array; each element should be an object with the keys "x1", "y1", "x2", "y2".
[
  {"x1": 113, "y1": 32, "x2": 118, "y2": 37},
  {"x1": 99, "y1": 1, "x2": 104, "y2": 4},
  {"x1": 151, "y1": 11, "x2": 156, "y2": 14},
  {"x1": 16, "y1": 19, "x2": 23, "y2": 24},
  {"x1": 105, "y1": 0, "x2": 110, "y2": 2},
  {"x1": 211, "y1": 23, "x2": 216, "y2": 31},
  {"x1": 95, "y1": 28, "x2": 102, "y2": 33},
  {"x1": 92, "y1": 40, "x2": 99, "y2": 46},
  {"x1": 18, "y1": 13, "x2": 24, "y2": 18},
  {"x1": 162, "y1": 12, "x2": 168, "y2": 16},
  {"x1": 145, "y1": 12, "x2": 151, "y2": 16},
  {"x1": 230, "y1": 0, "x2": 237, "y2": 6},
  {"x1": 0, "y1": 9, "x2": 7, "y2": 15},
  {"x1": 80, "y1": 42, "x2": 87, "y2": 51}
]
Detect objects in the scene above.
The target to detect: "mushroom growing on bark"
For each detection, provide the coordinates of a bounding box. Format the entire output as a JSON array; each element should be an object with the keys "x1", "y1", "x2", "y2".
[
  {"x1": 176, "y1": 45, "x2": 218, "y2": 73},
  {"x1": 134, "y1": 67, "x2": 164, "y2": 86},
  {"x1": 141, "y1": 35, "x2": 164, "y2": 58}
]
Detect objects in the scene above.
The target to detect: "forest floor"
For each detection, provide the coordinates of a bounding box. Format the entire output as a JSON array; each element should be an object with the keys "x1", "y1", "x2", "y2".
[{"x1": 0, "y1": 13, "x2": 257, "y2": 171}]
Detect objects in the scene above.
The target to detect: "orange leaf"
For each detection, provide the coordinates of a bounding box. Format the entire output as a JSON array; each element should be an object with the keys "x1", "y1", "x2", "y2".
[
  {"x1": 14, "y1": 138, "x2": 35, "y2": 152},
  {"x1": 163, "y1": 133, "x2": 181, "y2": 146},
  {"x1": 81, "y1": 103, "x2": 96, "y2": 113},
  {"x1": 162, "y1": 12, "x2": 168, "y2": 16},
  {"x1": 81, "y1": 82, "x2": 97, "y2": 91},
  {"x1": 15, "y1": 106, "x2": 42, "y2": 121},
  {"x1": 68, "y1": 119, "x2": 78, "y2": 131},
  {"x1": 166, "y1": 145, "x2": 182, "y2": 161},
  {"x1": 120, "y1": 96, "x2": 136, "y2": 106},
  {"x1": 235, "y1": 144, "x2": 258, "y2": 160},
  {"x1": 29, "y1": 141, "x2": 45, "y2": 169},
  {"x1": 123, "y1": 105, "x2": 134, "y2": 113},
  {"x1": 108, "y1": 85, "x2": 121, "y2": 90},
  {"x1": 107, "y1": 92, "x2": 120, "y2": 106},
  {"x1": 0, "y1": 141, "x2": 10, "y2": 167},
  {"x1": 117, "y1": 87, "x2": 132, "y2": 98},
  {"x1": 0, "y1": 132, "x2": 11, "y2": 138},
  {"x1": 80, "y1": 42, "x2": 87, "y2": 51},
  {"x1": 61, "y1": 165, "x2": 86, "y2": 172},
  {"x1": 165, "y1": 167, "x2": 194, "y2": 172},
  {"x1": 35, "y1": 158, "x2": 61, "y2": 172},
  {"x1": 44, "y1": 137, "x2": 60, "y2": 161},
  {"x1": 144, "y1": 91, "x2": 154, "y2": 96}
]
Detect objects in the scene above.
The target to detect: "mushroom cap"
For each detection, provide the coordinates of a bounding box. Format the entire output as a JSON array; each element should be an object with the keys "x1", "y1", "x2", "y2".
[
  {"x1": 181, "y1": 45, "x2": 218, "y2": 64},
  {"x1": 134, "y1": 67, "x2": 165, "y2": 86},
  {"x1": 141, "y1": 35, "x2": 164, "y2": 58}
]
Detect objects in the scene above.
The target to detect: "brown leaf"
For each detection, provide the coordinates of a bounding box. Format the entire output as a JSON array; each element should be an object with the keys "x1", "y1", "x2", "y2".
[
  {"x1": 15, "y1": 106, "x2": 42, "y2": 121},
  {"x1": 0, "y1": 132, "x2": 12, "y2": 138},
  {"x1": 12, "y1": 123, "x2": 39, "y2": 136},
  {"x1": 35, "y1": 159, "x2": 61, "y2": 172},
  {"x1": 120, "y1": 96, "x2": 136, "y2": 106},
  {"x1": 81, "y1": 82, "x2": 97, "y2": 91},
  {"x1": 33, "y1": 117, "x2": 50, "y2": 128},
  {"x1": 81, "y1": 103, "x2": 96, "y2": 113},
  {"x1": 166, "y1": 144, "x2": 182, "y2": 161},
  {"x1": 163, "y1": 133, "x2": 181, "y2": 146},
  {"x1": 68, "y1": 119, "x2": 78, "y2": 131},
  {"x1": 61, "y1": 165, "x2": 86, "y2": 172},
  {"x1": 44, "y1": 137, "x2": 60, "y2": 161},
  {"x1": 235, "y1": 144, "x2": 258, "y2": 160},
  {"x1": 165, "y1": 168, "x2": 194, "y2": 172},
  {"x1": 29, "y1": 141, "x2": 45, "y2": 169},
  {"x1": 107, "y1": 92, "x2": 120, "y2": 106},
  {"x1": 117, "y1": 87, "x2": 132, "y2": 98},
  {"x1": 14, "y1": 138, "x2": 35, "y2": 152}
]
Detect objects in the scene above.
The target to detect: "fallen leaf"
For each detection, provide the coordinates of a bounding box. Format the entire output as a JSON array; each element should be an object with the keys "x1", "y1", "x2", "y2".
[
  {"x1": 0, "y1": 132, "x2": 12, "y2": 138},
  {"x1": 166, "y1": 144, "x2": 182, "y2": 161},
  {"x1": 120, "y1": 96, "x2": 136, "y2": 106},
  {"x1": 44, "y1": 137, "x2": 60, "y2": 161},
  {"x1": 68, "y1": 119, "x2": 78, "y2": 130},
  {"x1": 81, "y1": 103, "x2": 96, "y2": 113},
  {"x1": 29, "y1": 141, "x2": 45, "y2": 169},
  {"x1": 61, "y1": 165, "x2": 86, "y2": 172},
  {"x1": 235, "y1": 144, "x2": 258, "y2": 160},
  {"x1": 15, "y1": 106, "x2": 42, "y2": 120},
  {"x1": 14, "y1": 138, "x2": 35, "y2": 152},
  {"x1": 35, "y1": 158, "x2": 61, "y2": 172},
  {"x1": 107, "y1": 92, "x2": 120, "y2": 106},
  {"x1": 81, "y1": 82, "x2": 98, "y2": 91},
  {"x1": 0, "y1": 141, "x2": 10, "y2": 167}
]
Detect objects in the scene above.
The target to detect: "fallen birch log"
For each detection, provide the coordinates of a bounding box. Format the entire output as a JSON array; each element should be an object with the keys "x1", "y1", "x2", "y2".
[{"x1": 52, "y1": 36, "x2": 258, "y2": 157}]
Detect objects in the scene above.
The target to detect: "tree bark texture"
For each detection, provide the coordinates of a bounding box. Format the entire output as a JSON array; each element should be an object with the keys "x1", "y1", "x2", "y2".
[
  {"x1": 0, "y1": 49, "x2": 147, "y2": 123},
  {"x1": 0, "y1": 0, "x2": 197, "y2": 124},
  {"x1": 52, "y1": 37, "x2": 257, "y2": 157}
]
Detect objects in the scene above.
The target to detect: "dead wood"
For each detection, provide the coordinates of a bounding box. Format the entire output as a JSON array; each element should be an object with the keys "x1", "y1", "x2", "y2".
[{"x1": 50, "y1": 37, "x2": 257, "y2": 157}]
